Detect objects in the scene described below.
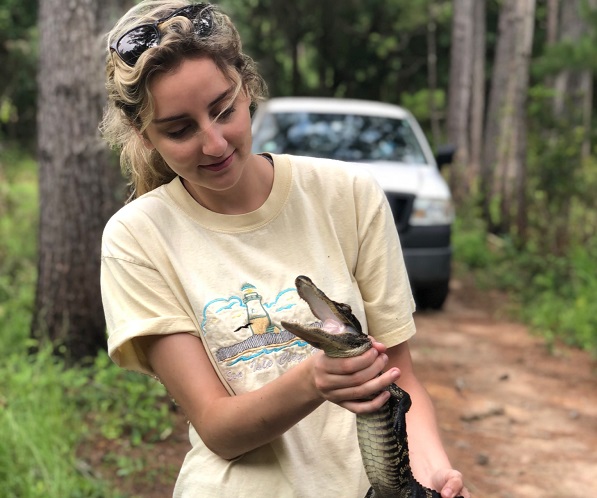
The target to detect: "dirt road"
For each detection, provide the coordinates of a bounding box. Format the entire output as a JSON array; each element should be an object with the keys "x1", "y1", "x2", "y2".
[
  {"x1": 104, "y1": 277, "x2": 597, "y2": 497},
  {"x1": 413, "y1": 278, "x2": 597, "y2": 497}
]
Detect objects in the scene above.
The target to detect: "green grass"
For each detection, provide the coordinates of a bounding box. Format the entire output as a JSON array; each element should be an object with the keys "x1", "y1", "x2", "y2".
[
  {"x1": 0, "y1": 147, "x2": 175, "y2": 497},
  {"x1": 0, "y1": 148, "x2": 38, "y2": 353},
  {"x1": 0, "y1": 348, "x2": 112, "y2": 498}
]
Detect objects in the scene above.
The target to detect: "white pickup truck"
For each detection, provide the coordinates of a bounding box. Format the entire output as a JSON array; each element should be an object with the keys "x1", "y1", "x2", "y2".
[{"x1": 251, "y1": 97, "x2": 454, "y2": 309}]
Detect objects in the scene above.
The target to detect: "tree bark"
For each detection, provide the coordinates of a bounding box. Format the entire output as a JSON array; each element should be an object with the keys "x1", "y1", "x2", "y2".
[
  {"x1": 427, "y1": 3, "x2": 441, "y2": 147},
  {"x1": 33, "y1": 0, "x2": 126, "y2": 362},
  {"x1": 547, "y1": 0, "x2": 594, "y2": 254},
  {"x1": 481, "y1": 0, "x2": 535, "y2": 235},
  {"x1": 447, "y1": 0, "x2": 474, "y2": 203},
  {"x1": 553, "y1": 0, "x2": 593, "y2": 159},
  {"x1": 469, "y1": 0, "x2": 486, "y2": 182},
  {"x1": 546, "y1": 0, "x2": 560, "y2": 46},
  {"x1": 482, "y1": 0, "x2": 514, "y2": 231},
  {"x1": 501, "y1": 0, "x2": 535, "y2": 237}
]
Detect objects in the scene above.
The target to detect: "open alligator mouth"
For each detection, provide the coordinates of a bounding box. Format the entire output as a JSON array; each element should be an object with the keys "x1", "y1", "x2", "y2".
[
  {"x1": 282, "y1": 276, "x2": 371, "y2": 358},
  {"x1": 281, "y1": 275, "x2": 460, "y2": 498}
]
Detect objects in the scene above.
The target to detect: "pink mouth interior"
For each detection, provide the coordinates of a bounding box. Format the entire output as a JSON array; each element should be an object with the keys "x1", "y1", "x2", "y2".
[{"x1": 321, "y1": 318, "x2": 346, "y2": 335}]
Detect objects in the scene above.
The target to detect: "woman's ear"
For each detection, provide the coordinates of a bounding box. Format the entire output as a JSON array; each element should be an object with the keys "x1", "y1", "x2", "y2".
[{"x1": 136, "y1": 128, "x2": 155, "y2": 151}]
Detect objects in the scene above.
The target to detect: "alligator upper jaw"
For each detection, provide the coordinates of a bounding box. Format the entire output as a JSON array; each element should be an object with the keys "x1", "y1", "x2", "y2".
[{"x1": 294, "y1": 276, "x2": 363, "y2": 334}]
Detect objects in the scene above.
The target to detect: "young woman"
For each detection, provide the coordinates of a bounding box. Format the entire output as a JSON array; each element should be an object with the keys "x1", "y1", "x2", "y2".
[{"x1": 100, "y1": 2, "x2": 469, "y2": 497}]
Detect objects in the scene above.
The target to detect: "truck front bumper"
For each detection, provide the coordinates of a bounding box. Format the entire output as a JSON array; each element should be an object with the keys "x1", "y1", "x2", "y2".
[{"x1": 399, "y1": 224, "x2": 452, "y2": 287}]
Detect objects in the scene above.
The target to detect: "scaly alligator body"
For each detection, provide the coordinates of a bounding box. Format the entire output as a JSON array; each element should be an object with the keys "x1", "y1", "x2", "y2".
[{"x1": 282, "y1": 276, "x2": 458, "y2": 498}]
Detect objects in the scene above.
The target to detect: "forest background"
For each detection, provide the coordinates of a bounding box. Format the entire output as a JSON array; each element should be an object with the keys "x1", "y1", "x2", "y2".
[{"x1": 1, "y1": 0, "x2": 596, "y2": 495}]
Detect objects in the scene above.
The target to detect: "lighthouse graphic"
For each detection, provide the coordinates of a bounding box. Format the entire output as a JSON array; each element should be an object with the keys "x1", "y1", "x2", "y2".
[
  {"x1": 212, "y1": 282, "x2": 304, "y2": 365},
  {"x1": 241, "y1": 283, "x2": 281, "y2": 335}
]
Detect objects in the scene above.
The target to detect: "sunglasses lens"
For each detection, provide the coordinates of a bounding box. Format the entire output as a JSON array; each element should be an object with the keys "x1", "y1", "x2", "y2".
[
  {"x1": 186, "y1": 4, "x2": 213, "y2": 35},
  {"x1": 194, "y1": 11, "x2": 213, "y2": 36},
  {"x1": 113, "y1": 4, "x2": 214, "y2": 67},
  {"x1": 117, "y1": 27, "x2": 159, "y2": 66}
]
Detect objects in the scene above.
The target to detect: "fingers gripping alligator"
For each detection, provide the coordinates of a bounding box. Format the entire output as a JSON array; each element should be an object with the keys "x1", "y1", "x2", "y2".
[{"x1": 281, "y1": 276, "x2": 461, "y2": 498}]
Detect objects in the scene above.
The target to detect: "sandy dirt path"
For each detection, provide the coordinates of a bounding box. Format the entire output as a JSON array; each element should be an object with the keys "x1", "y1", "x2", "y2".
[{"x1": 412, "y1": 279, "x2": 597, "y2": 497}]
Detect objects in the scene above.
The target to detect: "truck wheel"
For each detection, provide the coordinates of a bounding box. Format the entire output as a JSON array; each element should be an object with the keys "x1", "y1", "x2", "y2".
[{"x1": 414, "y1": 281, "x2": 449, "y2": 310}]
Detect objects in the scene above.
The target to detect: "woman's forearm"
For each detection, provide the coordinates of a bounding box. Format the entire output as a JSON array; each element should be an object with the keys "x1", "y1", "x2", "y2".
[
  {"x1": 386, "y1": 343, "x2": 452, "y2": 487},
  {"x1": 143, "y1": 333, "x2": 324, "y2": 459},
  {"x1": 197, "y1": 359, "x2": 325, "y2": 459},
  {"x1": 401, "y1": 377, "x2": 452, "y2": 486}
]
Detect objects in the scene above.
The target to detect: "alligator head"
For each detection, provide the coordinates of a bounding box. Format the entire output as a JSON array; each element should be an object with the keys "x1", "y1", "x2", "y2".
[{"x1": 281, "y1": 275, "x2": 371, "y2": 358}]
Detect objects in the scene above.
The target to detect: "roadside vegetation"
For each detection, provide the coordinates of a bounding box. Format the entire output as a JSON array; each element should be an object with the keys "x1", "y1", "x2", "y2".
[
  {"x1": 1, "y1": 143, "x2": 596, "y2": 496},
  {"x1": 454, "y1": 205, "x2": 597, "y2": 355},
  {"x1": 0, "y1": 148, "x2": 175, "y2": 497},
  {"x1": 453, "y1": 86, "x2": 597, "y2": 356}
]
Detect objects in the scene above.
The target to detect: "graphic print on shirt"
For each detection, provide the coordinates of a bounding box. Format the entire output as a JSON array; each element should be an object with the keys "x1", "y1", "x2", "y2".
[{"x1": 200, "y1": 282, "x2": 317, "y2": 390}]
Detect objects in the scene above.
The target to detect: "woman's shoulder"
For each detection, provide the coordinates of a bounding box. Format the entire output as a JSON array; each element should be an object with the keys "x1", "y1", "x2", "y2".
[
  {"x1": 106, "y1": 186, "x2": 163, "y2": 222},
  {"x1": 103, "y1": 181, "x2": 180, "y2": 241},
  {"x1": 280, "y1": 154, "x2": 384, "y2": 200},
  {"x1": 284, "y1": 154, "x2": 372, "y2": 178}
]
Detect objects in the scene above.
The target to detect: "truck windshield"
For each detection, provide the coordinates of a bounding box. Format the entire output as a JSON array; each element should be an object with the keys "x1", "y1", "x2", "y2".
[{"x1": 252, "y1": 112, "x2": 428, "y2": 164}]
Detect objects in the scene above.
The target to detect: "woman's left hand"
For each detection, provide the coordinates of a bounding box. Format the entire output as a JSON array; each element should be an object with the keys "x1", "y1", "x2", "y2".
[{"x1": 431, "y1": 468, "x2": 470, "y2": 498}]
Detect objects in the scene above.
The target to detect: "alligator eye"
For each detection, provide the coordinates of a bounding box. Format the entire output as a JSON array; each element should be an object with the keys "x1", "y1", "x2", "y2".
[{"x1": 336, "y1": 302, "x2": 352, "y2": 314}]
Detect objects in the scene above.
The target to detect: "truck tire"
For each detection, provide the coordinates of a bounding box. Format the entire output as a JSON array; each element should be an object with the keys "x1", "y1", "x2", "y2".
[{"x1": 414, "y1": 281, "x2": 449, "y2": 310}]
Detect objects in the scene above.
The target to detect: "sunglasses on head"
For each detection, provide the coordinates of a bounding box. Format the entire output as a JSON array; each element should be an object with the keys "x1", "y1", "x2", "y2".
[{"x1": 110, "y1": 3, "x2": 214, "y2": 67}]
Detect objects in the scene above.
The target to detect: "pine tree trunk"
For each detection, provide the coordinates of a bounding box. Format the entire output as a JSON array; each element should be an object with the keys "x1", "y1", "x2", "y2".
[
  {"x1": 447, "y1": 0, "x2": 474, "y2": 203},
  {"x1": 553, "y1": 0, "x2": 593, "y2": 159},
  {"x1": 481, "y1": 0, "x2": 535, "y2": 235},
  {"x1": 500, "y1": 0, "x2": 535, "y2": 236},
  {"x1": 427, "y1": 3, "x2": 441, "y2": 147},
  {"x1": 469, "y1": 0, "x2": 486, "y2": 183},
  {"x1": 546, "y1": 0, "x2": 560, "y2": 45},
  {"x1": 548, "y1": 0, "x2": 594, "y2": 255},
  {"x1": 33, "y1": 0, "x2": 126, "y2": 362}
]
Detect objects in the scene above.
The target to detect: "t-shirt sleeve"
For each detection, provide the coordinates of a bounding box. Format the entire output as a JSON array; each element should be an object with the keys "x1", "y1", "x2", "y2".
[
  {"x1": 353, "y1": 178, "x2": 416, "y2": 347},
  {"x1": 101, "y1": 219, "x2": 196, "y2": 376}
]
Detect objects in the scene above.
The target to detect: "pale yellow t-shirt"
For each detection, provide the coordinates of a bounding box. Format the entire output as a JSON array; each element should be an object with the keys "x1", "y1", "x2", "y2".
[{"x1": 101, "y1": 154, "x2": 416, "y2": 497}]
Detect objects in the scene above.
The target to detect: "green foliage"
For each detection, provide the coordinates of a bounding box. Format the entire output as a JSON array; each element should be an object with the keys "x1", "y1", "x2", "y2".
[
  {"x1": 452, "y1": 215, "x2": 494, "y2": 270},
  {"x1": 0, "y1": 0, "x2": 38, "y2": 147},
  {"x1": 0, "y1": 343, "x2": 174, "y2": 496},
  {"x1": 453, "y1": 213, "x2": 597, "y2": 356},
  {"x1": 400, "y1": 88, "x2": 447, "y2": 132},
  {"x1": 525, "y1": 84, "x2": 597, "y2": 256},
  {"x1": 533, "y1": 1, "x2": 597, "y2": 77},
  {"x1": 224, "y1": 0, "x2": 455, "y2": 102},
  {"x1": 0, "y1": 346, "x2": 111, "y2": 498},
  {"x1": 533, "y1": 37, "x2": 597, "y2": 77},
  {"x1": 0, "y1": 347, "x2": 176, "y2": 497},
  {"x1": 521, "y1": 245, "x2": 597, "y2": 353},
  {"x1": 0, "y1": 148, "x2": 176, "y2": 496},
  {"x1": 0, "y1": 147, "x2": 38, "y2": 354},
  {"x1": 79, "y1": 352, "x2": 173, "y2": 446}
]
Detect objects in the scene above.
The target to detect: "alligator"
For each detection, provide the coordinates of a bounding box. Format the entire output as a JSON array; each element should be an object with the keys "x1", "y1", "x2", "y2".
[{"x1": 282, "y1": 275, "x2": 462, "y2": 498}]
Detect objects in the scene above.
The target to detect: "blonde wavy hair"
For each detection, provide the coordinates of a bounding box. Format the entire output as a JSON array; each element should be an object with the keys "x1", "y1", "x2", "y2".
[{"x1": 100, "y1": 1, "x2": 267, "y2": 201}]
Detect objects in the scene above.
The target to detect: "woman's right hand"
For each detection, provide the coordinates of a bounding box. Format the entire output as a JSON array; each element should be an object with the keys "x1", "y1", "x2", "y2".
[{"x1": 309, "y1": 339, "x2": 401, "y2": 414}]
